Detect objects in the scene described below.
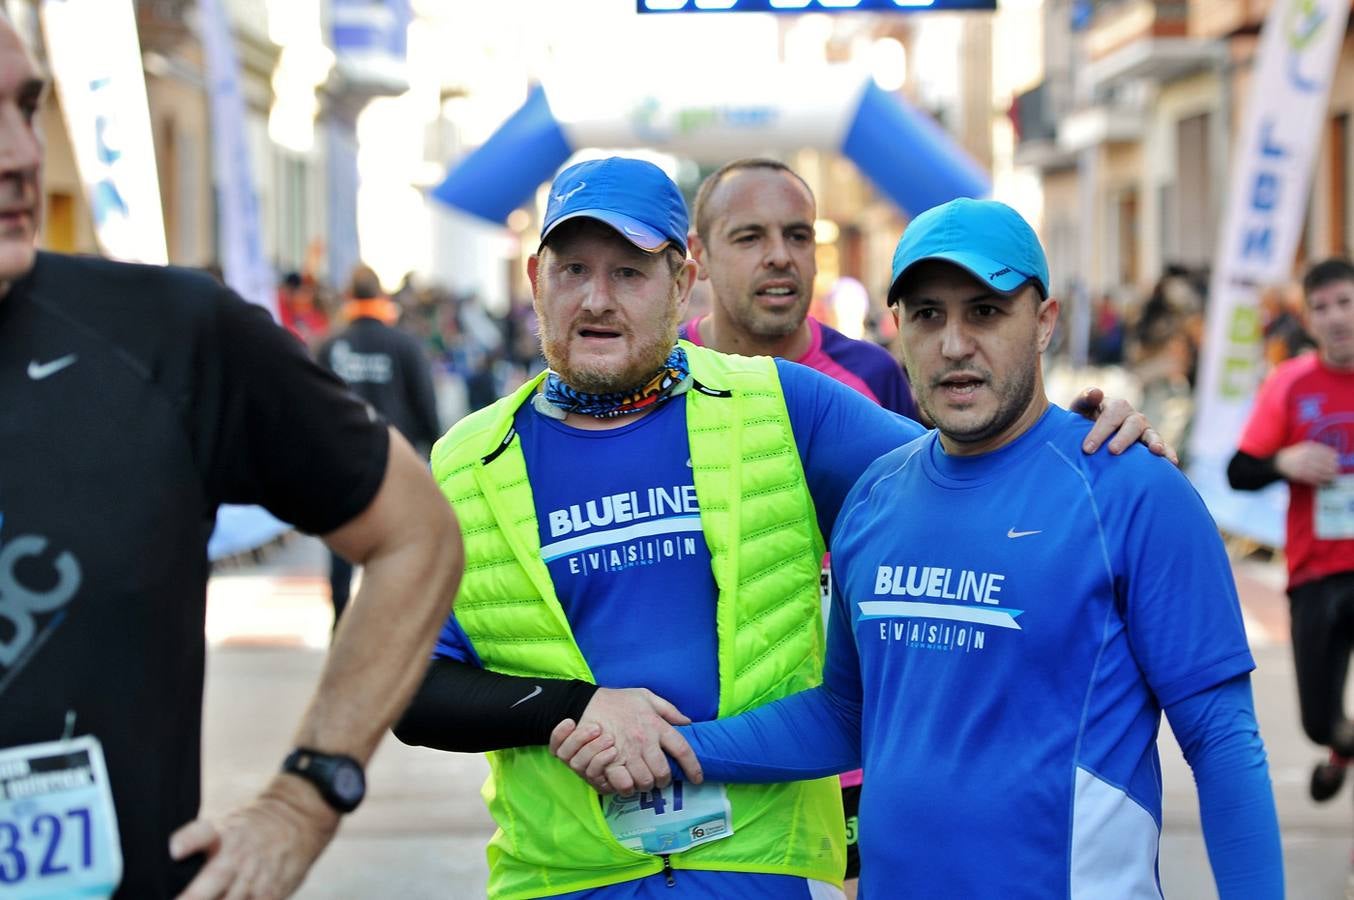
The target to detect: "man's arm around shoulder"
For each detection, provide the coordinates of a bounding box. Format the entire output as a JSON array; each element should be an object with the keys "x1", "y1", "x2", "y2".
[{"x1": 171, "y1": 428, "x2": 463, "y2": 900}]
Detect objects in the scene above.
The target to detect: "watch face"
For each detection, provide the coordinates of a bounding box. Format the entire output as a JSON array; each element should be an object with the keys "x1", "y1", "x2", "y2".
[{"x1": 333, "y1": 762, "x2": 365, "y2": 805}]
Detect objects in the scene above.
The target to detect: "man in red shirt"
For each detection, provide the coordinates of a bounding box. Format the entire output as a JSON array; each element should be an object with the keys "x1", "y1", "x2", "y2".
[{"x1": 1230, "y1": 257, "x2": 1354, "y2": 801}]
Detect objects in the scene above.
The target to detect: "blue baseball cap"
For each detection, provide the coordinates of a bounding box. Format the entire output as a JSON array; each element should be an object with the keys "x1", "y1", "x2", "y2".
[
  {"x1": 887, "y1": 198, "x2": 1050, "y2": 304},
  {"x1": 540, "y1": 157, "x2": 689, "y2": 255}
]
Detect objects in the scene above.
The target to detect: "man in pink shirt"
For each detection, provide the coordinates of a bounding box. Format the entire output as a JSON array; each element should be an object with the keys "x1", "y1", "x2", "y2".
[
  {"x1": 677, "y1": 158, "x2": 1176, "y2": 891},
  {"x1": 679, "y1": 159, "x2": 918, "y2": 421},
  {"x1": 677, "y1": 159, "x2": 912, "y2": 889}
]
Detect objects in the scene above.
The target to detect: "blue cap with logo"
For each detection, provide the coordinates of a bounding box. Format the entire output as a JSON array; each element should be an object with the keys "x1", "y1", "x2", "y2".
[
  {"x1": 887, "y1": 198, "x2": 1050, "y2": 304},
  {"x1": 540, "y1": 157, "x2": 689, "y2": 255}
]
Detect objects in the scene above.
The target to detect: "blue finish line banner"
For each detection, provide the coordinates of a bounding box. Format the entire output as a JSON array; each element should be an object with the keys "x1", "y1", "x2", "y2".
[
  {"x1": 434, "y1": 68, "x2": 990, "y2": 226},
  {"x1": 638, "y1": 0, "x2": 997, "y2": 12}
]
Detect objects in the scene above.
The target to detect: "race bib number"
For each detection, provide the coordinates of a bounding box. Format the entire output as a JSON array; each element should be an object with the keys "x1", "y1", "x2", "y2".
[
  {"x1": 1316, "y1": 475, "x2": 1354, "y2": 539},
  {"x1": 603, "y1": 781, "x2": 733, "y2": 854},
  {"x1": 0, "y1": 736, "x2": 122, "y2": 899}
]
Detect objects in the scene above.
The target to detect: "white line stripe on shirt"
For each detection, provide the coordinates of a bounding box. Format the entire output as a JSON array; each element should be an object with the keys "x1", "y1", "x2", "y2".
[
  {"x1": 540, "y1": 515, "x2": 703, "y2": 561},
  {"x1": 857, "y1": 600, "x2": 1024, "y2": 630}
]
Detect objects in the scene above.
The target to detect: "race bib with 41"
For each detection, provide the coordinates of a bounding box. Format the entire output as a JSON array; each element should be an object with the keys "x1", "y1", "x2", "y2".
[
  {"x1": 1316, "y1": 474, "x2": 1354, "y2": 540},
  {"x1": 603, "y1": 780, "x2": 733, "y2": 855},
  {"x1": 0, "y1": 736, "x2": 122, "y2": 899}
]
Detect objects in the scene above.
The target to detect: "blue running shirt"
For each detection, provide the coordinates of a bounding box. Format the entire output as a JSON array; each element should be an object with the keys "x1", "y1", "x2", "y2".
[
  {"x1": 830, "y1": 407, "x2": 1253, "y2": 896},
  {"x1": 684, "y1": 405, "x2": 1259, "y2": 897},
  {"x1": 508, "y1": 393, "x2": 719, "y2": 720}
]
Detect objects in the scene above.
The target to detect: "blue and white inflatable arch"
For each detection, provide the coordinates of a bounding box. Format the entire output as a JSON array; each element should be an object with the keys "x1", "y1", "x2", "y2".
[{"x1": 433, "y1": 68, "x2": 990, "y2": 223}]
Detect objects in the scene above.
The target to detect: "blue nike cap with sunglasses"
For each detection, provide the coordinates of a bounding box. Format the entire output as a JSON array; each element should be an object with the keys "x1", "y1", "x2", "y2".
[
  {"x1": 540, "y1": 157, "x2": 689, "y2": 255},
  {"x1": 887, "y1": 198, "x2": 1050, "y2": 304}
]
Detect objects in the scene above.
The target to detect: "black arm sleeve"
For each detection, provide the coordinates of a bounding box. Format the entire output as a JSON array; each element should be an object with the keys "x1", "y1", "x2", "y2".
[
  {"x1": 393, "y1": 658, "x2": 599, "y2": 752},
  {"x1": 1227, "y1": 449, "x2": 1284, "y2": 492}
]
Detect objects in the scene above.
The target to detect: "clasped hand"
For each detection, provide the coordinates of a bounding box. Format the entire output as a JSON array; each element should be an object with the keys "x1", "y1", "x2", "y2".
[{"x1": 549, "y1": 687, "x2": 704, "y2": 795}]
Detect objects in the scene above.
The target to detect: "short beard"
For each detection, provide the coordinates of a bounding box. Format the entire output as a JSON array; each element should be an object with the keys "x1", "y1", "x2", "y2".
[
  {"x1": 538, "y1": 287, "x2": 683, "y2": 395},
  {"x1": 915, "y1": 356, "x2": 1038, "y2": 446}
]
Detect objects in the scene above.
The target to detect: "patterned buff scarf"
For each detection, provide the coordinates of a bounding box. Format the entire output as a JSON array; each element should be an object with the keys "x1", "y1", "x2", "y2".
[{"x1": 543, "y1": 345, "x2": 690, "y2": 419}]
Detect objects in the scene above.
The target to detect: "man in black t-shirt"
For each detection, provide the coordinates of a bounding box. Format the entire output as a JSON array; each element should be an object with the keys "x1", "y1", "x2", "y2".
[
  {"x1": 318, "y1": 264, "x2": 441, "y2": 621},
  {"x1": 0, "y1": 16, "x2": 462, "y2": 900}
]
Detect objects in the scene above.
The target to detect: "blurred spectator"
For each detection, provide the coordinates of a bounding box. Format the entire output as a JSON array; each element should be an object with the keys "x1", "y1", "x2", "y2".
[
  {"x1": 1089, "y1": 293, "x2": 1126, "y2": 366},
  {"x1": 316, "y1": 264, "x2": 441, "y2": 625},
  {"x1": 1128, "y1": 266, "x2": 1204, "y2": 461},
  {"x1": 1260, "y1": 282, "x2": 1314, "y2": 370},
  {"x1": 1131, "y1": 265, "x2": 1201, "y2": 367},
  {"x1": 504, "y1": 292, "x2": 546, "y2": 380},
  {"x1": 456, "y1": 292, "x2": 506, "y2": 411},
  {"x1": 278, "y1": 270, "x2": 329, "y2": 346}
]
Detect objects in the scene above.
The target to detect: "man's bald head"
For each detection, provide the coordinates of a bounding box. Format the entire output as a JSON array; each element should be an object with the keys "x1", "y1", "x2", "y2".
[{"x1": 691, "y1": 158, "x2": 815, "y2": 243}]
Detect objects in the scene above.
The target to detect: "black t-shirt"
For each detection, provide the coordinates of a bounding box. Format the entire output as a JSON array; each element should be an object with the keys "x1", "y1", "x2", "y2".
[{"x1": 0, "y1": 253, "x2": 389, "y2": 898}]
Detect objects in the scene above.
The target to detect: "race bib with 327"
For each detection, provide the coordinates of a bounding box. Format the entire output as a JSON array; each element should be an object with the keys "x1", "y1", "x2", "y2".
[{"x1": 0, "y1": 736, "x2": 122, "y2": 899}]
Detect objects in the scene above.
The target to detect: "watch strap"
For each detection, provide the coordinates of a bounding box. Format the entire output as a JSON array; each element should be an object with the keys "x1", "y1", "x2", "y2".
[{"x1": 282, "y1": 747, "x2": 365, "y2": 813}]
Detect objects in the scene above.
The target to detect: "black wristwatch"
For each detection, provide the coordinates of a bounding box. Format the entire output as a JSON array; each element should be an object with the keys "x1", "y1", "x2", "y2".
[{"x1": 282, "y1": 748, "x2": 366, "y2": 813}]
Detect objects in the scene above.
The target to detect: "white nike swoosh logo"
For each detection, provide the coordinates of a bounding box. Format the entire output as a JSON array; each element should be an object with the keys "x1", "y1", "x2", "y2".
[
  {"x1": 553, "y1": 181, "x2": 586, "y2": 203},
  {"x1": 623, "y1": 226, "x2": 645, "y2": 236},
  {"x1": 685, "y1": 458, "x2": 693, "y2": 467},
  {"x1": 510, "y1": 685, "x2": 543, "y2": 708},
  {"x1": 28, "y1": 354, "x2": 78, "y2": 380},
  {"x1": 1006, "y1": 528, "x2": 1042, "y2": 538}
]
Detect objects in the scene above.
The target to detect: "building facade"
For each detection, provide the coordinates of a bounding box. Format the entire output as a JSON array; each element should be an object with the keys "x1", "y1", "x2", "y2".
[{"x1": 1014, "y1": 0, "x2": 1353, "y2": 308}]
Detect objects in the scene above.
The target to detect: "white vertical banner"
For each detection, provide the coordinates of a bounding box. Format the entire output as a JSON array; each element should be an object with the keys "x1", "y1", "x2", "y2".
[
  {"x1": 199, "y1": 0, "x2": 277, "y2": 318},
  {"x1": 1188, "y1": 0, "x2": 1346, "y2": 544},
  {"x1": 200, "y1": 0, "x2": 289, "y2": 558},
  {"x1": 41, "y1": 0, "x2": 168, "y2": 265}
]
